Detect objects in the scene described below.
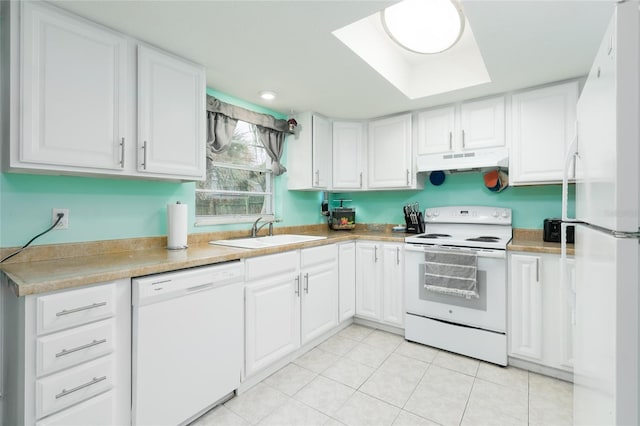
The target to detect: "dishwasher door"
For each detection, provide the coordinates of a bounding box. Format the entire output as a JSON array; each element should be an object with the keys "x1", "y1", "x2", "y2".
[{"x1": 132, "y1": 261, "x2": 244, "y2": 426}]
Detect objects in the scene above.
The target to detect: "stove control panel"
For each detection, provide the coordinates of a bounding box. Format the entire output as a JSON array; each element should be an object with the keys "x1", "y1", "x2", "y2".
[{"x1": 424, "y1": 206, "x2": 511, "y2": 225}]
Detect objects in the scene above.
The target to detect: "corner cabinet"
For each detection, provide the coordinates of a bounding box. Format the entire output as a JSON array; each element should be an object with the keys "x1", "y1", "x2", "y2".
[
  {"x1": 6, "y1": 1, "x2": 206, "y2": 181},
  {"x1": 368, "y1": 114, "x2": 416, "y2": 189},
  {"x1": 287, "y1": 112, "x2": 332, "y2": 190},
  {"x1": 508, "y1": 251, "x2": 575, "y2": 373},
  {"x1": 510, "y1": 81, "x2": 579, "y2": 185},
  {"x1": 355, "y1": 241, "x2": 404, "y2": 327},
  {"x1": 137, "y1": 45, "x2": 206, "y2": 179}
]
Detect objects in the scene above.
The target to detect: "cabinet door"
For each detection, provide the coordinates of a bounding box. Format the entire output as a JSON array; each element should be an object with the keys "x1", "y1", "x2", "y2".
[
  {"x1": 382, "y1": 244, "x2": 404, "y2": 327},
  {"x1": 333, "y1": 122, "x2": 365, "y2": 189},
  {"x1": 338, "y1": 243, "x2": 356, "y2": 322},
  {"x1": 245, "y1": 275, "x2": 301, "y2": 377},
  {"x1": 20, "y1": 2, "x2": 127, "y2": 170},
  {"x1": 300, "y1": 246, "x2": 338, "y2": 345},
  {"x1": 417, "y1": 106, "x2": 455, "y2": 155},
  {"x1": 368, "y1": 114, "x2": 412, "y2": 188},
  {"x1": 355, "y1": 242, "x2": 382, "y2": 321},
  {"x1": 510, "y1": 81, "x2": 579, "y2": 185},
  {"x1": 509, "y1": 254, "x2": 543, "y2": 360},
  {"x1": 460, "y1": 96, "x2": 505, "y2": 150},
  {"x1": 312, "y1": 115, "x2": 332, "y2": 188},
  {"x1": 137, "y1": 45, "x2": 205, "y2": 179}
]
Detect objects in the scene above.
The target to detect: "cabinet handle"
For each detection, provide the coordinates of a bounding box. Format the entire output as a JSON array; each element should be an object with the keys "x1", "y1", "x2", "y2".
[
  {"x1": 56, "y1": 339, "x2": 107, "y2": 358},
  {"x1": 462, "y1": 130, "x2": 466, "y2": 148},
  {"x1": 359, "y1": 172, "x2": 363, "y2": 188},
  {"x1": 142, "y1": 141, "x2": 148, "y2": 170},
  {"x1": 396, "y1": 247, "x2": 400, "y2": 265},
  {"x1": 119, "y1": 137, "x2": 125, "y2": 168},
  {"x1": 449, "y1": 131, "x2": 452, "y2": 150},
  {"x1": 315, "y1": 170, "x2": 320, "y2": 185},
  {"x1": 406, "y1": 169, "x2": 410, "y2": 186},
  {"x1": 374, "y1": 246, "x2": 378, "y2": 263},
  {"x1": 55, "y1": 376, "x2": 107, "y2": 399},
  {"x1": 304, "y1": 273, "x2": 309, "y2": 294},
  {"x1": 295, "y1": 276, "x2": 300, "y2": 296},
  {"x1": 536, "y1": 258, "x2": 540, "y2": 282},
  {"x1": 56, "y1": 302, "x2": 107, "y2": 317}
]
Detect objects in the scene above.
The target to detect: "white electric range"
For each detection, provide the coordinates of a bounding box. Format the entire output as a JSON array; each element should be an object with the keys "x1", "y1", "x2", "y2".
[{"x1": 404, "y1": 206, "x2": 512, "y2": 366}]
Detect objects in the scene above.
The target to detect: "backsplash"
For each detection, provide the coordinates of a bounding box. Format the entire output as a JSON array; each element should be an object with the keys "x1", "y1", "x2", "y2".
[{"x1": 332, "y1": 172, "x2": 575, "y2": 229}]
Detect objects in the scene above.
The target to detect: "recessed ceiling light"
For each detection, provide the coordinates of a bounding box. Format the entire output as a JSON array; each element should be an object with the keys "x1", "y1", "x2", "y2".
[
  {"x1": 259, "y1": 91, "x2": 276, "y2": 101},
  {"x1": 381, "y1": 0, "x2": 465, "y2": 54}
]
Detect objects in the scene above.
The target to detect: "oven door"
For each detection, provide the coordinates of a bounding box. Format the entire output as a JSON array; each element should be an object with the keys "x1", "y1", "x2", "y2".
[{"x1": 404, "y1": 244, "x2": 506, "y2": 333}]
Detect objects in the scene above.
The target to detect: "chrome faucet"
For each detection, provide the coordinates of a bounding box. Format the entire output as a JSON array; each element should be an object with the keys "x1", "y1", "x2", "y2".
[{"x1": 250, "y1": 217, "x2": 279, "y2": 237}]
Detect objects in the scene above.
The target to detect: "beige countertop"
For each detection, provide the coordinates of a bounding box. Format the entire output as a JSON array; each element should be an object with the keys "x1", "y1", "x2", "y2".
[
  {"x1": 1, "y1": 225, "x2": 575, "y2": 297},
  {"x1": 0, "y1": 225, "x2": 407, "y2": 297},
  {"x1": 508, "y1": 229, "x2": 575, "y2": 256}
]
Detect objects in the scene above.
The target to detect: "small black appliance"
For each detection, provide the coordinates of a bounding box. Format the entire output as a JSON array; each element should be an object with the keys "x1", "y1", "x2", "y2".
[{"x1": 543, "y1": 218, "x2": 575, "y2": 243}]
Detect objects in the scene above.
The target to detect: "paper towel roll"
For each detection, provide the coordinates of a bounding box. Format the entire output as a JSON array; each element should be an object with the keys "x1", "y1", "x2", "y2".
[{"x1": 167, "y1": 202, "x2": 188, "y2": 250}]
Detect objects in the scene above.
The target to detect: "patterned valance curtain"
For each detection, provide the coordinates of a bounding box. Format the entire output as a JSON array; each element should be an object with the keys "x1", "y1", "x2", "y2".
[{"x1": 206, "y1": 96, "x2": 288, "y2": 175}]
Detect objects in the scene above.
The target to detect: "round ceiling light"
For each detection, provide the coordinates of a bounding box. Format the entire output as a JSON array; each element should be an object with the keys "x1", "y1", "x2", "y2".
[
  {"x1": 381, "y1": 0, "x2": 465, "y2": 55},
  {"x1": 259, "y1": 91, "x2": 276, "y2": 101}
]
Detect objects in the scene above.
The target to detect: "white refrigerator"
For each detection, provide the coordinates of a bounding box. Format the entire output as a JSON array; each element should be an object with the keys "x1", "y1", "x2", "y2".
[{"x1": 562, "y1": 2, "x2": 640, "y2": 425}]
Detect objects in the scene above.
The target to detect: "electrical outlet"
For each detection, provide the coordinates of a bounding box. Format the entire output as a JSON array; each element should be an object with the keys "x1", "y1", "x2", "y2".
[{"x1": 52, "y1": 208, "x2": 69, "y2": 229}]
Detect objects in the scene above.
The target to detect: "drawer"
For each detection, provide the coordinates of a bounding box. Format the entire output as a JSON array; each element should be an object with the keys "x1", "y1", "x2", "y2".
[
  {"x1": 37, "y1": 283, "x2": 116, "y2": 335},
  {"x1": 37, "y1": 319, "x2": 115, "y2": 377},
  {"x1": 245, "y1": 251, "x2": 300, "y2": 281},
  {"x1": 36, "y1": 391, "x2": 114, "y2": 426},
  {"x1": 36, "y1": 356, "x2": 114, "y2": 419}
]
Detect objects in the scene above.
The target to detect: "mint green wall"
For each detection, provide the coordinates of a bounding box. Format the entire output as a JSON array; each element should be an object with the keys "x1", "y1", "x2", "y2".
[
  {"x1": 0, "y1": 89, "x2": 326, "y2": 248},
  {"x1": 332, "y1": 173, "x2": 575, "y2": 229},
  {"x1": 0, "y1": 86, "x2": 573, "y2": 247}
]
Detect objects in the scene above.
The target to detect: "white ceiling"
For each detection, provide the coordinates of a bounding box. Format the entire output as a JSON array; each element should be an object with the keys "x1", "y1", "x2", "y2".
[{"x1": 52, "y1": 0, "x2": 615, "y2": 120}]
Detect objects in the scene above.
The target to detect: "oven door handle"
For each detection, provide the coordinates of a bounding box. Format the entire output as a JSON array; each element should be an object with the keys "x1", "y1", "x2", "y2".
[{"x1": 403, "y1": 244, "x2": 506, "y2": 259}]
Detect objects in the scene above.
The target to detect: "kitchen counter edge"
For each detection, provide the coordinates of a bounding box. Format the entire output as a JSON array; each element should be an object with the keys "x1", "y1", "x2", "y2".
[{"x1": 1, "y1": 231, "x2": 406, "y2": 297}]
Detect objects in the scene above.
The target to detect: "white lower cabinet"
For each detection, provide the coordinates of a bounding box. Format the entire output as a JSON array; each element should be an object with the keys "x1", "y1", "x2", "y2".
[
  {"x1": 1, "y1": 279, "x2": 130, "y2": 426},
  {"x1": 508, "y1": 251, "x2": 574, "y2": 372},
  {"x1": 338, "y1": 242, "x2": 356, "y2": 322},
  {"x1": 355, "y1": 241, "x2": 404, "y2": 327},
  {"x1": 244, "y1": 245, "x2": 338, "y2": 378}
]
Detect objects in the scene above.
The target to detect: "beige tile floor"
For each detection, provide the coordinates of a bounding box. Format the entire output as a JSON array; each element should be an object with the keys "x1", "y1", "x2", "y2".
[{"x1": 193, "y1": 325, "x2": 572, "y2": 426}]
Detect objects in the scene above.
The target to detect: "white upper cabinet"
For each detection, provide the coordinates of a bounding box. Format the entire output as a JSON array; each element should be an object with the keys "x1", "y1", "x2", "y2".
[
  {"x1": 19, "y1": 2, "x2": 128, "y2": 171},
  {"x1": 510, "y1": 81, "x2": 579, "y2": 185},
  {"x1": 417, "y1": 96, "x2": 504, "y2": 158},
  {"x1": 332, "y1": 121, "x2": 366, "y2": 190},
  {"x1": 137, "y1": 45, "x2": 205, "y2": 179},
  {"x1": 460, "y1": 96, "x2": 506, "y2": 150},
  {"x1": 287, "y1": 112, "x2": 332, "y2": 190},
  {"x1": 368, "y1": 113, "x2": 415, "y2": 189},
  {"x1": 417, "y1": 106, "x2": 455, "y2": 155},
  {"x1": 7, "y1": 2, "x2": 206, "y2": 181}
]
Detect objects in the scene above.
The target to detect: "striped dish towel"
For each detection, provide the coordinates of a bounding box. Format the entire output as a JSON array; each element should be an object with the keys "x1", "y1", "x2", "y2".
[{"x1": 423, "y1": 250, "x2": 479, "y2": 299}]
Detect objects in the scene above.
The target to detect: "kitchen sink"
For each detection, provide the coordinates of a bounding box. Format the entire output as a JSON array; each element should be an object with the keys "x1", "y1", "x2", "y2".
[{"x1": 209, "y1": 234, "x2": 327, "y2": 249}]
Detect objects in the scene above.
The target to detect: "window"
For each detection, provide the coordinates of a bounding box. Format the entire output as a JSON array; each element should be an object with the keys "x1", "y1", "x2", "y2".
[{"x1": 196, "y1": 121, "x2": 273, "y2": 224}]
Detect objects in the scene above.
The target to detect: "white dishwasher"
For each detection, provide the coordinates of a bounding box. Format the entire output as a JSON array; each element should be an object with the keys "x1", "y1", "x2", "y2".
[{"x1": 132, "y1": 261, "x2": 244, "y2": 426}]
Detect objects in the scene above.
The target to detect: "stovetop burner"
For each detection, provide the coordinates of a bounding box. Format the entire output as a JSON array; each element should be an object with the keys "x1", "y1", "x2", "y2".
[
  {"x1": 418, "y1": 233, "x2": 452, "y2": 239},
  {"x1": 465, "y1": 236, "x2": 501, "y2": 242}
]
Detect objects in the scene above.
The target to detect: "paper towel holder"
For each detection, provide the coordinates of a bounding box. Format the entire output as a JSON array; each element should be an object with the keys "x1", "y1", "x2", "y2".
[{"x1": 167, "y1": 201, "x2": 189, "y2": 250}]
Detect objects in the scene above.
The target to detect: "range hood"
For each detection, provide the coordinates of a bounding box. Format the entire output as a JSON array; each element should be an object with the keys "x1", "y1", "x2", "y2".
[{"x1": 417, "y1": 147, "x2": 509, "y2": 173}]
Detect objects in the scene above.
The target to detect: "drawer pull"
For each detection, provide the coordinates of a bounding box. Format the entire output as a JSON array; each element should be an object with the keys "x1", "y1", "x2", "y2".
[
  {"x1": 55, "y1": 339, "x2": 107, "y2": 358},
  {"x1": 55, "y1": 302, "x2": 107, "y2": 317},
  {"x1": 55, "y1": 376, "x2": 107, "y2": 399}
]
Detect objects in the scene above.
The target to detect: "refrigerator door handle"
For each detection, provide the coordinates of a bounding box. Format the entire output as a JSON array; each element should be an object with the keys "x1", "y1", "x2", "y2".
[{"x1": 561, "y1": 123, "x2": 579, "y2": 224}]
